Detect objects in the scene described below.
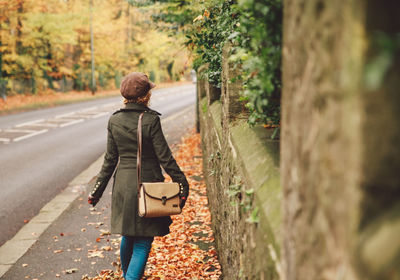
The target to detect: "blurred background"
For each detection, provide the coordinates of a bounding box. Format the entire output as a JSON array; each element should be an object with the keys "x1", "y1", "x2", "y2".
[
  {"x1": 0, "y1": 0, "x2": 192, "y2": 97},
  {"x1": 1, "y1": 1, "x2": 399, "y2": 279}
]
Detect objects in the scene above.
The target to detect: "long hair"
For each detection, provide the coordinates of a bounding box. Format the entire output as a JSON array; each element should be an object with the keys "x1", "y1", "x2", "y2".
[{"x1": 123, "y1": 91, "x2": 152, "y2": 106}]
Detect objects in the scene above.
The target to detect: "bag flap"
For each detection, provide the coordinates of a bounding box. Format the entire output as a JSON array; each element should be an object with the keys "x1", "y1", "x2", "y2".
[{"x1": 142, "y1": 182, "x2": 180, "y2": 200}]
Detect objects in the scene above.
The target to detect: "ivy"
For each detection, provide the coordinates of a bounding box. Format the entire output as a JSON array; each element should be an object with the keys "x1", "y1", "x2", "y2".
[
  {"x1": 364, "y1": 31, "x2": 400, "y2": 91},
  {"x1": 186, "y1": 0, "x2": 282, "y2": 125},
  {"x1": 188, "y1": 1, "x2": 239, "y2": 88},
  {"x1": 143, "y1": 0, "x2": 282, "y2": 125},
  {"x1": 234, "y1": 0, "x2": 282, "y2": 125},
  {"x1": 245, "y1": 207, "x2": 260, "y2": 224}
]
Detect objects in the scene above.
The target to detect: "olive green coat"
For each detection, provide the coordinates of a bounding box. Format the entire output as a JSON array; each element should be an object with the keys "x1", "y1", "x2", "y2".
[{"x1": 90, "y1": 103, "x2": 189, "y2": 237}]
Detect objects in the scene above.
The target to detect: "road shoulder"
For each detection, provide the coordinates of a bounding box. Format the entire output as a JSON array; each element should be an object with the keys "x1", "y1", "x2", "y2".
[{"x1": 0, "y1": 155, "x2": 104, "y2": 278}]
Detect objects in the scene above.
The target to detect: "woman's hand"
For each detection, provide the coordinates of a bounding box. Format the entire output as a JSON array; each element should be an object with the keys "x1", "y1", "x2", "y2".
[
  {"x1": 180, "y1": 196, "x2": 187, "y2": 209},
  {"x1": 178, "y1": 182, "x2": 189, "y2": 209},
  {"x1": 88, "y1": 194, "x2": 99, "y2": 207}
]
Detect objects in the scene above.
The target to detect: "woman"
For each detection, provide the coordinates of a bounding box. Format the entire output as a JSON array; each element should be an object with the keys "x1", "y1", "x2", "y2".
[{"x1": 87, "y1": 72, "x2": 189, "y2": 280}]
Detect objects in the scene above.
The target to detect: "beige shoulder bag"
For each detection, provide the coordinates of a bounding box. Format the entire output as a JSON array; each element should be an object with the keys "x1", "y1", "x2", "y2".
[{"x1": 137, "y1": 113, "x2": 182, "y2": 218}]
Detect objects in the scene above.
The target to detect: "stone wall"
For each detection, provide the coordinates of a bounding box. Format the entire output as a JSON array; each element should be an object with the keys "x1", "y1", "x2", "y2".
[
  {"x1": 281, "y1": 0, "x2": 400, "y2": 279},
  {"x1": 197, "y1": 49, "x2": 281, "y2": 279},
  {"x1": 198, "y1": 1, "x2": 399, "y2": 279}
]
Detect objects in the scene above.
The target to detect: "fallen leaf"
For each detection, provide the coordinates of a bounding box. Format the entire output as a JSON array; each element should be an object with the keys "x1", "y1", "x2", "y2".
[
  {"x1": 101, "y1": 245, "x2": 112, "y2": 251},
  {"x1": 99, "y1": 229, "x2": 111, "y2": 236},
  {"x1": 65, "y1": 268, "x2": 78, "y2": 274},
  {"x1": 88, "y1": 250, "x2": 104, "y2": 259},
  {"x1": 82, "y1": 132, "x2": 222, "y2": 279}
]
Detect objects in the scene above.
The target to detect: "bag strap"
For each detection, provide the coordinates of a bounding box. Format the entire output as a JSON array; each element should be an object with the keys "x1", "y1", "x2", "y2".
[{"x1": 137, "y1": 112, "x2": 144, "y2": 189}]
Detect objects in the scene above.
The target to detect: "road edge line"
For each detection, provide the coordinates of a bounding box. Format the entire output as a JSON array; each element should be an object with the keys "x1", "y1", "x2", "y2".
[{"x1": 0, "y1": 155, "x2": 104, "y2": 278}]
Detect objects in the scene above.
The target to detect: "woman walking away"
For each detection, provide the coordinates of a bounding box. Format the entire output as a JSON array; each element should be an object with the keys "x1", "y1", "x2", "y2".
[{"x1": 87, "y1": 72, "x2": 189, "y2": 280}]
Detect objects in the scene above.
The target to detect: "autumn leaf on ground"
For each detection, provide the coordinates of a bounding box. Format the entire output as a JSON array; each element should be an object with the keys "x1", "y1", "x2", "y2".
[
  {"x1": 65, "y1": 268, "x2": 78, "y2": 274},
  {"x1": 83, "y1": 131, "x2": 222, "y2": 279},
  {"x1": 99, "y1": 229, "x2": 111, "y2": 236},
  {"x1": 88, "y1": 249, "x2": 105, "y2": 259},
  {"x1": 101, "y1": 246, "x2": 112, "y2": 251}
]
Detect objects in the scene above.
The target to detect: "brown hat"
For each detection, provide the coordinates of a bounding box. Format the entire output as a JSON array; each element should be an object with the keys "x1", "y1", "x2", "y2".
[{"x1": 120, "y1": 72, "x2": 156, "y2": 99}]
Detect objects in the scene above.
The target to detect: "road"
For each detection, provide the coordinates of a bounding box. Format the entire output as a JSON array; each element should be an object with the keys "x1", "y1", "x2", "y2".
[{"x1": 0, "y1": 84, "x2": 196, "y2": 246}]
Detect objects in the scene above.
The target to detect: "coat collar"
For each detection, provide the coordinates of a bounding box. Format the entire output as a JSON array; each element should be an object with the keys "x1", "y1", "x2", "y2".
[
  {"x1": 117, "y1": 102, "x2": 161, "y2": 115},
  {"x1": 123, "y1": 102, "x2": 149, "y2": 111}
]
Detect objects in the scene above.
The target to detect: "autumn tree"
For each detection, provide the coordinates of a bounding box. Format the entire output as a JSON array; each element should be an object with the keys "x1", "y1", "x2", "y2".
[{"x1": 0, "y1": 0, "x2": 190, "y2": 95}]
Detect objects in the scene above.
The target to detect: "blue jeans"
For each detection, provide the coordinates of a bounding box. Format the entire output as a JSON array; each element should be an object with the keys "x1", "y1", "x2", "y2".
[{"x1": 120, "y1": 236, "x2": 154, "y2": 280}]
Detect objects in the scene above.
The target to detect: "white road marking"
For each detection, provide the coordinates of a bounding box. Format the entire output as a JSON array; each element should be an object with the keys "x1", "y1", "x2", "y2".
[
  {"x1": 3, "y1": 129, "x2": 37, "y2": 133},
  {"x1": 65, "y1": 114, "x2": 91, "y2": 119},
  {"x1": 73, "y1": 112, "x2": 100, "y2": 117},
  {"x1": 13, "y1": 129, "x2": 48, "y2": 142},
  {"x1": 1, "y1": 86, "x2": 194, "y2": 144},
  {"x1": 15, "y1": 119, "x2": 45, "y2": 127},
  {"x1": 55, "y1": 112, "x2": 75, "y2": 118},
  {"x1": 46, "y1": 118, "x2": 79, "y2": 123},
  {"x1": 91, "y1": 112, "x2": 109, "y2": 119},
  {"x1": 1, "y1": 105, "x2": 112, "y2": 144},
  {"x1": 80, "y1": 106, "x2": 99, "y2": 112},
  {"x1": 26, "y1": 123, "x2": 58, "y2": 128},
  {"x1": 101, "y1": 102, "x2": 121, "y2": 107},
  {"x1": 59, "y1": 119, "x2": 84, "y2": 127}
]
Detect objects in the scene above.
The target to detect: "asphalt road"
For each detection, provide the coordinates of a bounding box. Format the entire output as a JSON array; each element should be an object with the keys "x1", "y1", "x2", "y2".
[
  {"x1": 0, "y1": 84, "x2": 196, "y2": 246},
  {"x1": 1, "y1": 96, "x2": 197, "y2": 280}
]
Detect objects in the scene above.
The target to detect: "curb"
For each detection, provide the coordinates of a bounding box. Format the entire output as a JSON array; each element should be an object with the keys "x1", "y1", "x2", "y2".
[{"x1": 0, "y1": 155, "x2": 104, "y2": 278}]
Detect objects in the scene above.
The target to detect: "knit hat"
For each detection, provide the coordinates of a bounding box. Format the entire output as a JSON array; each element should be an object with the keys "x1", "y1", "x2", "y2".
[{"x1": 120, "y1": 72, "x2": 156, "y2": 99}]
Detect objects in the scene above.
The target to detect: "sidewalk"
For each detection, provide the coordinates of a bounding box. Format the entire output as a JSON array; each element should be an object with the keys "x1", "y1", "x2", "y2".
[
  {"x1": 0, "y1": 106, "x2": 221, "y2": 279},
  {"x1": 85, "y1": 132, "x2": 221, "y2": 280}
]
